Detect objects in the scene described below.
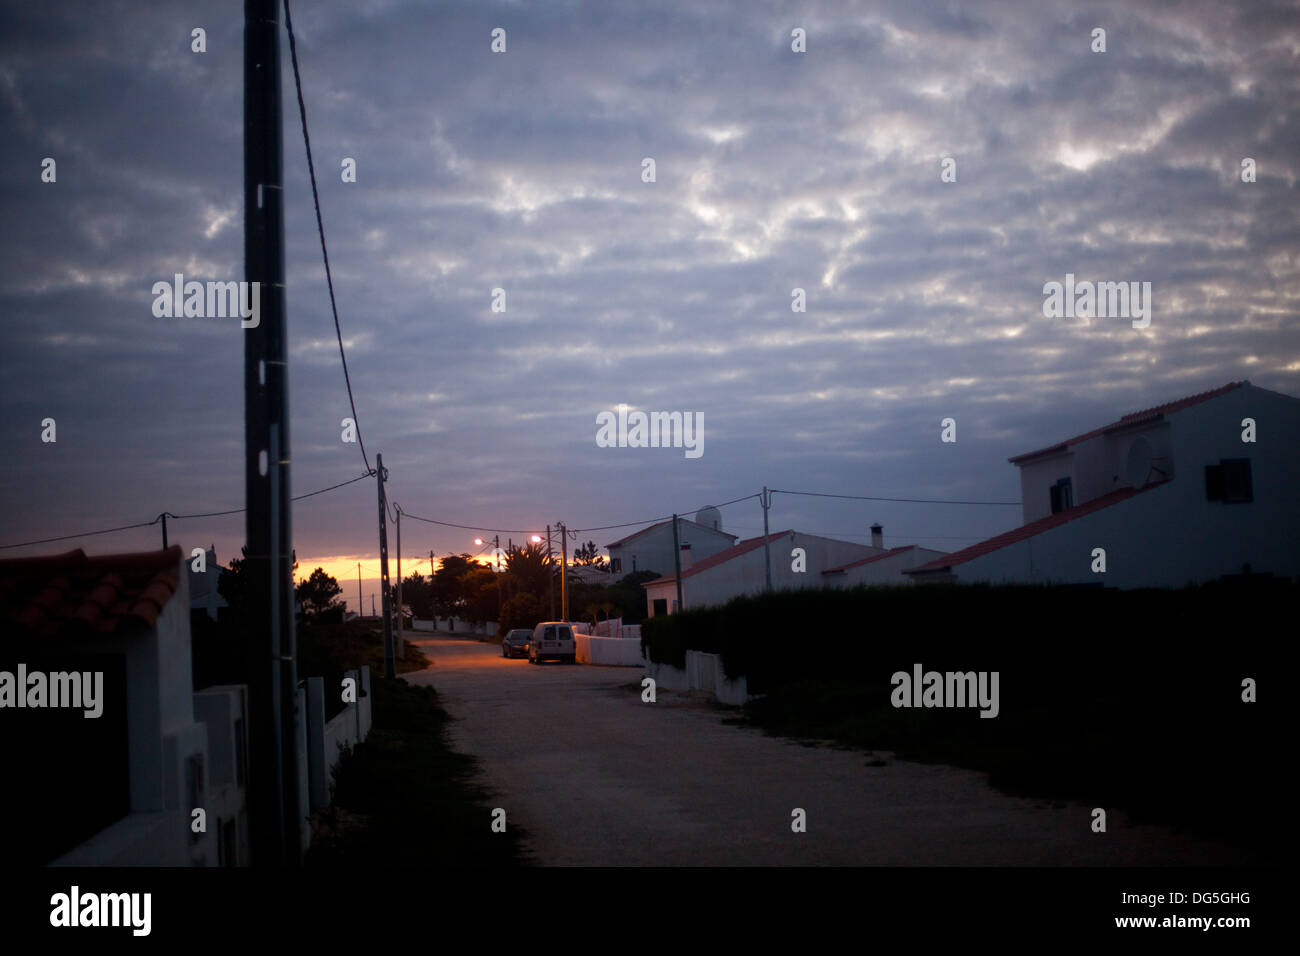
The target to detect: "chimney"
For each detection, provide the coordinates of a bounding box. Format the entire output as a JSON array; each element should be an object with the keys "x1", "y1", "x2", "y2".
[
  {"x1": 679, "y1": 543, "x2": 693, "y2": 571},
  {"x1": 870, "y1": 523, "x2": 883, "y2": 550}
]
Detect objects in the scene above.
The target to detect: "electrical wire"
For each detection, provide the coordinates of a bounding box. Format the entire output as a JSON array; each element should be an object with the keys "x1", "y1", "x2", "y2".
[
  {"x1": 0, "y1": 471, "x2": 376, "y2": 551},
  {"x1": 283, "y1": 0, "x2": 372, "y2": 475}
]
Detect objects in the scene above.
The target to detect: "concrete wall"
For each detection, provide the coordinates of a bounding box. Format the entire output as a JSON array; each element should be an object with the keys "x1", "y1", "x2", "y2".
[
  {"x1": 643, "y1": 651, "x2": 749, "y2": 704},
  {"x1": 411, "y1": 618, "x2": 434, "y2": 631},
  {"x1": 575, "y1": 634, "x2": 644, "y2": 666}
]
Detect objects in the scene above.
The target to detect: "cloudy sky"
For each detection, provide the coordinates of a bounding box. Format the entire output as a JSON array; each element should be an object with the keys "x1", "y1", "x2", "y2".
[{"x1": 2, "y1": 0, "x2": 1297, "y2": 604}]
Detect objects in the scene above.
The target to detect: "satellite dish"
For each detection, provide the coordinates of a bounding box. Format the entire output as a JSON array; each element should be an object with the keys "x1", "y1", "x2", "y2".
[
  {"x1": 695, "y1": 506, "x2": 722, "y2": 532},
  {"x1": 1125, "y1": 437, "x2": 1153, "y2": 488}
]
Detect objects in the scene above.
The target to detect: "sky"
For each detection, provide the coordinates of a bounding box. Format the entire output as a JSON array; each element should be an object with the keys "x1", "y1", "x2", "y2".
[{"x1": 1, "y1": 0, "x2": 1298, "y2": 608}]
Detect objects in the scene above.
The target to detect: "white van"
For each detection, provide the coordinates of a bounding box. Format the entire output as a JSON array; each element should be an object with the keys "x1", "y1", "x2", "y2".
[{"x1": 529, "y1": 621, "x2": 576, "y2": 664}]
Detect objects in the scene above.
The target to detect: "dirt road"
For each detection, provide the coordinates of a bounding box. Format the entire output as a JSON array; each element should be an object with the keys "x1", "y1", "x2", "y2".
[{"x1": 405, "y1": 637, "x2": 1250, "y2": 866}]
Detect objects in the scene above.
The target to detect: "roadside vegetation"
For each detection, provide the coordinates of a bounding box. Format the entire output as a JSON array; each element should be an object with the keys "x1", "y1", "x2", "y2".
[
  {"x1": 646, "y1": 580, "x2": 1284, "y2": 856},
  {"x1": 304, "y1": 675, "x2": 526, "y2": 867}
]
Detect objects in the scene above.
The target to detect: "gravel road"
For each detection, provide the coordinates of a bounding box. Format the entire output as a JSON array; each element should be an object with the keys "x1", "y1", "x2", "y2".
[{"x1": 405, "y1": 636, "x2": 1252, "y2": 867}]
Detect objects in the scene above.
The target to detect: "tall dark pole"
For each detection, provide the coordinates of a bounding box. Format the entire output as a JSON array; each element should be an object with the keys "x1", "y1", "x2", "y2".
[
  {"x1": 376, "y1": 454, "x2": 395, "y2": 678},
  {"x1": 495, "y1": 534, "x2": 502, "y2": 622},
  {"x1": 559, "y1": 523, "x2": 568, "y2": 621},
  {"x1": 672, "y1": 514, "x2": 684, "y2": 613},
  {"x1": 244, "y1": 0, "x2": 300, "y2": 866},
  {"x1": 159, "y1": 513, "x2": 169, "y2": 550},
  {"x1": 546, "y1": 524, "x2": 555, "y2": 620},
  {"x1": 761, "y1": 487, "x2": 773, "y2": 592},
  {"x1": 396, "y1": 508, "x2": 403, "y2": 660}
]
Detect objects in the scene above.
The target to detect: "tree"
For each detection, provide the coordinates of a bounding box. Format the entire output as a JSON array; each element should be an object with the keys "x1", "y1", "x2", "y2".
[
  {"x1": 499, "y1": 592, "x2": 543, "y2": 634},
  {"x1": 392, "y1": 572, "x2": 433, "y2": 619},
  {"x1": 462, "y1": 566, "x2": 499, "y2": 624},
  {"x1": 572, "y1": 540, "x2": 607, "y2": 568},
  {"x1": 296, "y1": 567, "x2": 342, "y2": 617},
  {"x1": 219, "y1": 546, "x2": 297, "y2": 620}
]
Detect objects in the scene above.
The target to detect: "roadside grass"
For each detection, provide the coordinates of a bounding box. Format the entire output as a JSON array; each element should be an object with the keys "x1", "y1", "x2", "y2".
[
  {"x1": 736, "y1": 678, "x2": 1271, "y2": 856},
  {"x1": 305, "y1": 675, "x2": 527, "y2": 867}
]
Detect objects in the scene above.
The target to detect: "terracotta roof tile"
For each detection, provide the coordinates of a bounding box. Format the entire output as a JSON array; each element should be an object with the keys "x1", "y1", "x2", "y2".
[
  {"x1": 0, "y1": 546, "x2": 183, "y2": 638},
  {"x1": 905, "y1": 481, "x2": 1169, "y2": 575},
  {"x1": 645, "y1": 531, "x2": 794, "y2": 586},
  {"x1": 822, "y1": 545, "x2": 917, "y2": 574}
]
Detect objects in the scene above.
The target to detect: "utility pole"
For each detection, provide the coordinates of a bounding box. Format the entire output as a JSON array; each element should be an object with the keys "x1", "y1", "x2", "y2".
[
  {"x1": 371, "y1": 594, "x2": 376, "y2": 617},
  {"x1": 672, "y1": 514, "x2": 684, "y2": 613},
  {"x1": 761, "y1": 487, "x2": 773, "y2": 592},
  {"x1": 376, "y1": 453, "x2": 395, "y2": 678},
  {"x1": 395, "y1": 507, "x2": 403, "y2": 660},
  {"x1": 495, "y1": 533, "x2": 503, "y2": 622},
  {"x1": 357, "y1": 562, "x2": 362, "y2": 617},
  {"x1": 546, "y1": 524, "x2": 555, "y2": 620},
  {"x1": 244, "y1": 0, "x2": 300, "y2": 866},
  {"x1": 559, "y1": 523, "x2": 568, "y2": 621},
  {"x1": 159, "y1": 513, "x2": 169, "y2": 550}
]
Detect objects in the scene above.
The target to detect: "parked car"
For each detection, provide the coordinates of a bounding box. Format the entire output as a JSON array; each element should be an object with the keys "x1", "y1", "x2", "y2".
[
  {"x1": 501, "y1": 628, "x2": 532, "y2": 659},
  {"x1": 529, "y1": 621, "x2": 576, "y2": 664}
]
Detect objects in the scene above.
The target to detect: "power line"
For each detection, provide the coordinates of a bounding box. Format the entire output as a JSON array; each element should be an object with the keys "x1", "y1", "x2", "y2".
[
  {"x1": 0, "y1": 519, "x2": 162, "y2": 552},
  {"x1": 570, "y1": 492, "x2": 761, "y2": 534},
  {"x1": 770, "y1": 489, "x2": 1021, "y2": 506},
  {"x1": 0, "y1": 471, "x2": 376, "y2": 551},
  {"x1": 284, "y1": 0, "x2": 372, "y2": 475}
]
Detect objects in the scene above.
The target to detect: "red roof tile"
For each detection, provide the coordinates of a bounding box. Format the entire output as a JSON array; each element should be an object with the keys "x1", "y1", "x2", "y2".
[
  {"x1": 822, "y1": 545, "x2": 917, "y2": 574},
  {"x1": 645, "y1": 531, "x2": 794, "y2": 586},
  {"x1": 0, "y1": 546, "x2": 183, "y2": 638},
  {"x1": 1008, "y1": 381, "x2": 1246, "y2": 464},
  {"x1": 904, "y1": 481, "x2": 1169, "y2": 575}
]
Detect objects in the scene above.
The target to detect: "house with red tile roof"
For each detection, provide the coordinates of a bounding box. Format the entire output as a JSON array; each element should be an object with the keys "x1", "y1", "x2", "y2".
[
  {"x1": 821, "y1": 543, "x2": 950, "y2": 586},
  {"x1": 0, "y1": 546, "x2": 238, "y2": 865},
  {"x1": 643, "y1": 529, "x2": 887, "y2": 614},
  {"x1": 905, "y1": 381, "x2": 1300, "y2": 587}
]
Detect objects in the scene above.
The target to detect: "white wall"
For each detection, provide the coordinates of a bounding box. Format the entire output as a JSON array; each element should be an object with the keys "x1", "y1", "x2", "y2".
[
  {"x1": 609, "y1": 519, "x2": 736, "y2": 581},
  {"x1": 953, "y1": 384, "x2": 1300, "y2": 587}
]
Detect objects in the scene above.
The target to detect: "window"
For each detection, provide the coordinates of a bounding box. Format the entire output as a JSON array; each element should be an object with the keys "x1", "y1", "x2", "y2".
[
  {"x1": 1206, "y1": 459, "x2": 1253, "y2": 503},
  {"x1": 1049, "y1": 477, "x2": 1073, "y2": 514},
  {"x1": 652, "y1": 598, "x2": 667, "y2": 617},
  {"x1": 611, "y1": 557, "x2": 622, "y2": 573}
]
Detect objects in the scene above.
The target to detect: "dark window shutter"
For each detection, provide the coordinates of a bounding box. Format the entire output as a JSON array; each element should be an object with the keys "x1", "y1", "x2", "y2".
[{"x1": 1205, "y1": 464, "x2": 1225, "y2": 501}]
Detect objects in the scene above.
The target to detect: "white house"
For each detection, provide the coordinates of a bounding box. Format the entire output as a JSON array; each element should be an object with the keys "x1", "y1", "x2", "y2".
[
  {"x1": 643, "y1": 529, "x2": 882, "y2": 614},
  {"x1": 0, "y1": 545, "x2": 231, "y2": 865},
  {"x1": 605, "y1": 511, "x2": 737, "y2": 581},
  {"x1": 188, "y1": 544, "x2": 228, "y2": 623},
  {"x1": 821, "y1": 543, "x2": 950, "y2": 586},
  {"x1": 905, "y1": 380, "x2": 1300, "y2": 587}
]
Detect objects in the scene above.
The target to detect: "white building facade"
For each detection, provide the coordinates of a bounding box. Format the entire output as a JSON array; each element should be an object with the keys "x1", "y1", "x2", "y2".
[
  {"x1": 906, "y1": 381, "x2": 1300, "y2": 587},
  {"x1": 606, "y1": 516, "x2": 737, "y2": 582}
]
